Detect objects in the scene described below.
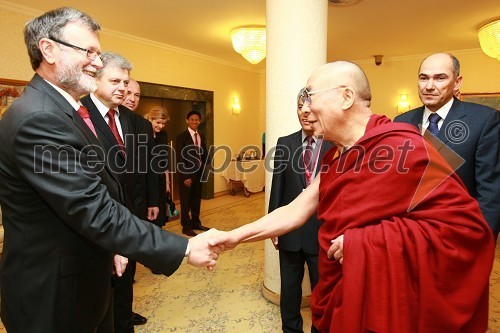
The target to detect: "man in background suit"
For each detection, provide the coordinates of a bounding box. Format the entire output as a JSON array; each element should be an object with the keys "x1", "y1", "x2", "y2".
[
  {"x1": 176, "y1": 111, "x2": 210, "y2": 236},
  {"x1": 122, "y1": 78, "x2": 160, "y2": 228},
  {"x1": 394, "y1": 52, "x2": 500, "y2": 237},
  {"x1": 0, "y1": 8, "x2": 220, "y2": 332},
  {"x1": 269, "y1": 90, "x2": 333, "y2": 333},
  {"x1": 81, "y1": 53, "x2": 156, "y2": 331}
]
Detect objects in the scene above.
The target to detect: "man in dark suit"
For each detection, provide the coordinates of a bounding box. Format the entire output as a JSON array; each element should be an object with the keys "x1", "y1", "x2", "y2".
[
  {"x1": 81, "y1": 54, "x2": 156, "y2": 331},
  {"x1": 176, "y1": 111, "x2": 210, "y2": 236},
  {"x1": 122, "y1": 78, "x2": 160, "y2": 227},
  {"x1": 394, "y1": 52, "x2": 500, "y2": 237},
  {"x1": 0, "y1": 8, "x2": 221, "y2": 333},
  {"x1": 269, "y1": 90, "x2": 333, "y2": 333}
]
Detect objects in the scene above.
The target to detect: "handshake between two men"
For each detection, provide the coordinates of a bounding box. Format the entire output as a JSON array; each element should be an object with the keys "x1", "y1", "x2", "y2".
[{"x1": 185, "y1": 228, "x2": 241, "y2": 270}]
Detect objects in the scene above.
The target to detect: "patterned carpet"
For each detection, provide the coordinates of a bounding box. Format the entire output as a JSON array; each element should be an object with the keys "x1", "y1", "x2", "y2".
[
  {"x1": 133, "y1": 192, "x2": 299, "y2": 333},
  {"x1": 0, "y1": 192, "x2": 499, "y2": 332},
  {"x1": 133, "y1": 192, "x2": 500, "y2": 333}
]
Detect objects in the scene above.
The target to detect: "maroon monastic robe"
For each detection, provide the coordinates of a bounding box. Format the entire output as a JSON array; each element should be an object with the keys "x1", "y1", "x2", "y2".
[{"x1": 311, "y1": 115, "x2": 494, "y2": 332}]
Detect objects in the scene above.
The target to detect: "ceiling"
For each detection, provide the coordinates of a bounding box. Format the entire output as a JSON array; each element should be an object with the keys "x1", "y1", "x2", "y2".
[{"x1": 4, "y1": 0, "x2": 500, "y2": 69}]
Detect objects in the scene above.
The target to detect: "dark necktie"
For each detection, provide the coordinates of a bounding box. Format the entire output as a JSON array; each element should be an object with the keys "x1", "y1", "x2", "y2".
[
  {"x1": 77, "y1": 106, "x2": 97, "y2": 137},
  {"x1": 107, "y1": 108, "x2": 125, "y2": 154},
  {"x1": 428, "y1": 113, "x2": 441, "y2": 136},
  {"x1": 304, "y1": 136, "x2": 314, "y2": 185}
]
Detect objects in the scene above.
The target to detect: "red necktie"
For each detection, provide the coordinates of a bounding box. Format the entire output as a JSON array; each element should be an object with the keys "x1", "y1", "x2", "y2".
[
  {"x1": 193, "y1": 131, "x2": 201, "y2": 164},
  {"x1": 304, "y1": 136, "x2": 313, "y2": 185},
  {"x1": 77, "y1": 106, "x2": 97, "y2": 137},
  {"x1": 107, "y1": 108, "x2": 125, "y2": 154}
]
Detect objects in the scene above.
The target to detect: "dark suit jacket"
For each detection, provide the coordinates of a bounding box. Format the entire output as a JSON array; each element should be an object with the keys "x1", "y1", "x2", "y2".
[
  {"x1": 0, "y1": 74, "x2": 187, "y2": 332},
  {"x1": 131, "y1": 114, "x2": 160, "y2": 219},
  {"x1": 81, "y1": 95, "x2": 158, "y2": 219},
  {"x1": 175, "y1": 128, "x2": 208, "y2": 181},
  {"x1": 268, "y1": 130, "x2": 333, "y2": 254},
  {"x1": 394, "y1": 97, "x2": 500, "y2": 235}
]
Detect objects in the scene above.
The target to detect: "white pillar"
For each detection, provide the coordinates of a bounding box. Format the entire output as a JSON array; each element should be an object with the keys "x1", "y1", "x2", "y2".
[{"x1": 263, "y1": 0, "x2": 328, "y2": 306}]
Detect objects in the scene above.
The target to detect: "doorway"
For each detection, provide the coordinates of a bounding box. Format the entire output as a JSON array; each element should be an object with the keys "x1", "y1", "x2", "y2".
[{"x1": 135, "y1": 81, "x2": 214, "y2": 202}]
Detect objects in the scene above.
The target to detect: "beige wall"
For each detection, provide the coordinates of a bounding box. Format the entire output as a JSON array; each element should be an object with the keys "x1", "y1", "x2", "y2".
[
  {"x1": 359, "y1": 51, "x2": 500, "y2": 120},
  {"x1": 1, "y1": 7, "x2": 499, "y2": 194},
  {"x1": 0, "y1": 7, "x2": 265, "y2": 194}
]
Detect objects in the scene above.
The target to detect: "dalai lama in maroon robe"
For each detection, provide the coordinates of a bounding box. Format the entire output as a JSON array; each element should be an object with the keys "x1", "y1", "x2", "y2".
[{"x1": 212, "y1": 61, "x2": 495, "y2": 333}]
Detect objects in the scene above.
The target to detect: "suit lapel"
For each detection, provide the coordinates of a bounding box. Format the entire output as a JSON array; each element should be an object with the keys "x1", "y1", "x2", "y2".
[
  {"x1": 29, "y1": 77, "x2": 123, "y2": 195},
  {"x1": 439, "y1": 98, "x2": 466, "y2": 143},
  {"x1": 118, "y1": 106, "x2": 131, "y2": 149},
  {"x1": 82, "y1": 96, "x2": 126, "y2": 165},
  {"x1": 411, "y1": 107, "x2": 425, "y2": 130},
  {"x1": 85, "y1": 102, "x2": 117, "y2": 148},
  {"x1": 30, "y1": 74, "x2": 75, "y2": 119},
  {"x1": 292, "y1": 131, "x2": 307, "y2": 188},
  {"x1": 30, "y1": 76, "x2": 104, "y2": 153}
]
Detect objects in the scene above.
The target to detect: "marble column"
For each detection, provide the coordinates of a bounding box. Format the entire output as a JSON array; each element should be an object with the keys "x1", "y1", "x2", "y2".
[{"x1": 262, "y1": 0, "x2": 328, "y2": 306}]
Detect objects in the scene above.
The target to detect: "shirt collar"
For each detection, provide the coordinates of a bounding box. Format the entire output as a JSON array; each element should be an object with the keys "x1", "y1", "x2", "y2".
[
  {"x1": 301, "y1": 131, "x2": 323, "y2": 150},
  {"x1": 44, "y1": 79, "x2": 81, "y2": 111},
  {"x1": 423, "y1": 98, "x2": 453, "y2": 124},
  {"x1": 188, "y1": 127, "x2": 197, "y2": 136},
  {"x1": 90, "y1": 93, "x2": 120, "y2": 119}
]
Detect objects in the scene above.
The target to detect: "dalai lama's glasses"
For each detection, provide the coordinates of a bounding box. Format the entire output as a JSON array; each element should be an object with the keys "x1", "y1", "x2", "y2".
[
  {"x1": 299, "y1": 85, "x2": 346, "y2": 104},
  {"x1": 48, "y1": 36, "x2": 103, "y2": 61}
]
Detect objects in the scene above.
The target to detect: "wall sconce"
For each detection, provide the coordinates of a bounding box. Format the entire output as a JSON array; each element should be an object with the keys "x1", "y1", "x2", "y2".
[
  {"x1": 397, "y1": 94, "x2": 410, "y2": 114},
  {"x1": 232, "y1": 97, "x2": 241, "y2": 115},
  {"x1": 231, "y1": 26, "x2": 266, "y2": 64},
  {"x1": 478, "y1": 18, "x2": 500, "y2": 60}
]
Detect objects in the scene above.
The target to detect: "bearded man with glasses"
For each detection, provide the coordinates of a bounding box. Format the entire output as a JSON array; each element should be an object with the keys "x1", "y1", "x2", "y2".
[{"x1": 0, "y1": 7, "x2": 222, "y2": 332}]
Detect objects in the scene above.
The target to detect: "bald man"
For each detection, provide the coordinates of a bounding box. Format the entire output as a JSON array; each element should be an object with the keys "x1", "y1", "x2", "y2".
[
  {"x1": 395, "y1": 53, "x2": 500, "y2": 237},
  {"x1": 123, "y1": 78, "x2": 141, "y2": 111},
  {"x1": 211, "y1": 61, "x2": 495, "y2": 333}
]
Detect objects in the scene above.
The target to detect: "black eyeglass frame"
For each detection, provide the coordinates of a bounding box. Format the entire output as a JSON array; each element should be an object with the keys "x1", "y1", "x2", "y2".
[
  {"x1": 298, "y1": 85, "x2": 347, "y2": 104},
  {"x1": 48, "y1": 36, "x2": 103, "y2": 61}
]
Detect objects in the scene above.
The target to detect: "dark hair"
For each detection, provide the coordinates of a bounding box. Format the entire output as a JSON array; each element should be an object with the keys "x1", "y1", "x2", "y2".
[{"x1": 186, "y1": 110, "x2": 201, "y2": 120}]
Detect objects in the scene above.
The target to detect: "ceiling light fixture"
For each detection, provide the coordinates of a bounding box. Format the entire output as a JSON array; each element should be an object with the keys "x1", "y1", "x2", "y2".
[
  {"x1": 328, "y1": 0, "x2": 362, "y2": 6},
  {"x1": 231, "y1": 26, "x2": 266, "y2": 65},
  {"x1": 478, "y1": 18, "x2": 500, "y2": 60}
]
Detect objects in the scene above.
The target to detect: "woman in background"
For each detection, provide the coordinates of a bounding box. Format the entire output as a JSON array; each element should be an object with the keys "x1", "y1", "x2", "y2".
[{"x1": 145, "y1": 106, "x2": 171, "y2": 228}]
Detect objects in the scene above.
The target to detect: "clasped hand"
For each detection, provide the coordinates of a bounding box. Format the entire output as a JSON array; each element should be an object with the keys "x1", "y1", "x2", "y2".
[
  {"x1": 186, "y1": 229, "x2": 228, "y2": 270},
  {"x1": 327, "y1": 234, "x2": 344, "y2": 264}
]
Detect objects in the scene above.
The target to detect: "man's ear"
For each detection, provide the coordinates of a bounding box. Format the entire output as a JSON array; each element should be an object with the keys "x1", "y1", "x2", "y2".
[
  {"x1": 454, "y1": 75, "x2": 463, "y2": 91},
  {"x1": 341, "y1": 87, "x2": 355, "y2": 110},
  {"x1": 39, "y1": 38, "x2": 57, "y2": 65}
]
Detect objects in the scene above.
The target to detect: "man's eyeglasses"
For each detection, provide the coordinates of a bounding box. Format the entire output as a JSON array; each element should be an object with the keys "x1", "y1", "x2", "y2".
[
  {"x1": 299, "y1": 85, "x2": 346, "y2": 104},
  {"x1": 48, "y1": 36, "x2": 103, "y2": 61}
]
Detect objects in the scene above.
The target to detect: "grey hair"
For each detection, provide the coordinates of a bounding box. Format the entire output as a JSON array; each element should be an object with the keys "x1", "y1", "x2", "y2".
[
  {"x1": 24, "y1": 7, "x2": 101, "y2": 70},
  {"x1": 96, "y1": 52, "x2": 133, "y2": 78},
  {"x1": 449, "y1": 54, "x2": 461, "y2": 78}
]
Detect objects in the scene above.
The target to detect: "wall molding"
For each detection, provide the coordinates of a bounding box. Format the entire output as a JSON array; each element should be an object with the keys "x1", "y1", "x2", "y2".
[
  {"x1": 354, "y1": 48, "x2": 484, "y2": 65},
  {"x1": 0, "y1": 0, "x2": 260, "y2": 73}
]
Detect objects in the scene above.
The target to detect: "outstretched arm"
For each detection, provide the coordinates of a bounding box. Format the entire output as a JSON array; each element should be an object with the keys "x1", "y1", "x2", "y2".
[{"x1": 211, "y1": 175, "x2": 321, "y2": 249}]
